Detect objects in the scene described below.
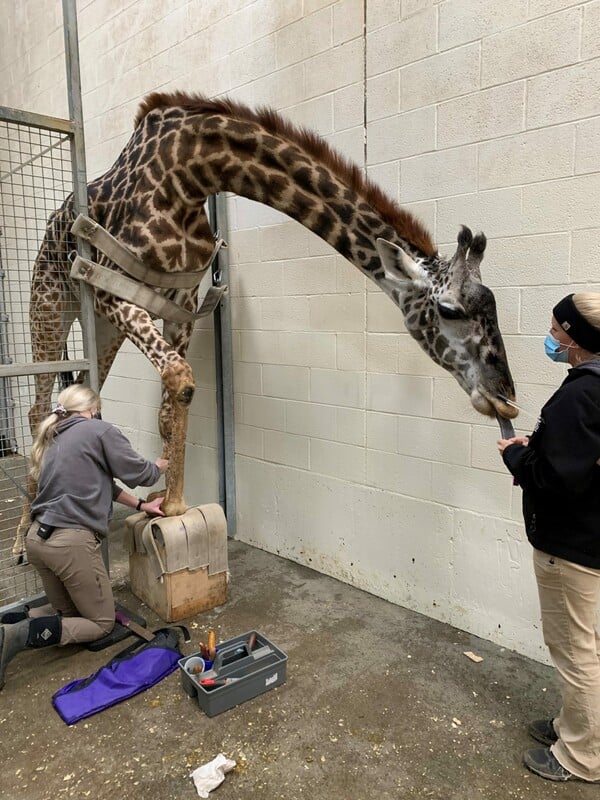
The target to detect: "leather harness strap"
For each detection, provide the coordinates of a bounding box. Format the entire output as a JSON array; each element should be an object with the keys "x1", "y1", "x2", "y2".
[
  {"x1": 198, "y1": 503, "x2": 229, "y2": 575},
  {"x1": 72, "y1": 213, "x2": 216, "y2": 289},
  {"x1": 70, "y1": 213, "x2": 227, "y2": 320},
  {"x1": 70, "y1": 256, "x2": 204, "y2": 324},
  {"x1": 182, "y1": 507, "x2": 210, "y2": 570},
  {"x1": 125, "y1": 505, "x2": 228, "y2": 580}
]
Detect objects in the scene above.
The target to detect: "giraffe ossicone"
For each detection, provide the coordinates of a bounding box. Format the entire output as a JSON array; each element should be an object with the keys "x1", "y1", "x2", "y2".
[{"x1": 17, "y1": 91, "x2": 517, "y2": 552}]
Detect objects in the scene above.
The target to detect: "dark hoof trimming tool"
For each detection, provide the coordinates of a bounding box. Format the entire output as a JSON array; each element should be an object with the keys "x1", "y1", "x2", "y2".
[{"x1": 496, "y1": 393, "x2": 517, "y2": 439}]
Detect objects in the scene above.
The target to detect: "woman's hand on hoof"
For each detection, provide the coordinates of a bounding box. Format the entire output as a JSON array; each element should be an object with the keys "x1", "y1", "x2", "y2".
[{"x1": 143, "y1": 496, "x2": 165, "y2": 517}]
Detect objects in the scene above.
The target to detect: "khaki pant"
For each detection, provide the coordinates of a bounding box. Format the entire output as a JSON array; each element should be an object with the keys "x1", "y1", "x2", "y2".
[
  {"x1": 533, "y1": 548, "x2": 600, "y2": 781},
  {"x1": 25, "y1": 524, "x2": 114, "y2": 645}
]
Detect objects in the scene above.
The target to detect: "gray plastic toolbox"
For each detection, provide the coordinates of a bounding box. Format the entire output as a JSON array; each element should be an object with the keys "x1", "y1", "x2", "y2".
[{"x1": 178, "y1": 630, "x2": 287, "y2": 717}]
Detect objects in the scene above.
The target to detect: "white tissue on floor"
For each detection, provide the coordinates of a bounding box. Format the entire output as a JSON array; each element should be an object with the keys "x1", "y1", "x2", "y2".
[{"x1": 190, "y1": 753, "x2": 236, "y2": 798}]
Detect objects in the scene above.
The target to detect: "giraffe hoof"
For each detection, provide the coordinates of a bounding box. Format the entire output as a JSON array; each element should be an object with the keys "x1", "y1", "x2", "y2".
[{"x1": 162, "y1": 499, "x2": 189, "y2": 517}]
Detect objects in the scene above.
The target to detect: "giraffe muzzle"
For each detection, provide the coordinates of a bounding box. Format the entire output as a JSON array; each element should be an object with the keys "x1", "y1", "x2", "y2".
[{"x1": 471, "y1": 387, "x2": 519, "y2": 421}]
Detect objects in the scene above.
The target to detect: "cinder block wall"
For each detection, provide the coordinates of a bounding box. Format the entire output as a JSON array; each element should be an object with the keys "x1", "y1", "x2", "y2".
[{"x1": 2, "y1": 0, "x2": 599, "y2": 663}]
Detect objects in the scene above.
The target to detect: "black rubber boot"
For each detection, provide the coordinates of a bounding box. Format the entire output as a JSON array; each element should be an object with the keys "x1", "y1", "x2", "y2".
[
  {"x1": 0, "y1": 615, "x2": 61, "y2": 690},
  {"x1": 0, "y1": 608, "x2": 29, "y2": 624},
  {"x1": 26, "y1": 615, "x2": 62, "y2": 647}
]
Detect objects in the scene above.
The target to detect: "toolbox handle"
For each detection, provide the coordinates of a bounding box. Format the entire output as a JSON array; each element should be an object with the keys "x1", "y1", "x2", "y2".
[{"x1": 212, "y1": 642, "x2": 251, "y2": 672}]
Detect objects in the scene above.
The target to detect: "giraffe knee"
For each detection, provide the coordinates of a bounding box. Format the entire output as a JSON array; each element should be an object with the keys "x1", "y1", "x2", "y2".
[
  {"x1": 179, "y1": 385, "x2": 194, "y2": 406},
  {"x1": 161, "y1": 361, "x2": 195, "y2": 405}
]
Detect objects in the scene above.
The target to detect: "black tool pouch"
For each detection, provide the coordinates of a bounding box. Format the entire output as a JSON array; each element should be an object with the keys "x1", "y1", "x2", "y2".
[{"x1": 37, "y1": 522, "x2": 56, "y2": 540}]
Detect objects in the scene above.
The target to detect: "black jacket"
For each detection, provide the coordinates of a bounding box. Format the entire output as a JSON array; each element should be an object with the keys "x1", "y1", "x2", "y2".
[{"x1": 503, "y1": 361, "x2": 600, "y2": 568}]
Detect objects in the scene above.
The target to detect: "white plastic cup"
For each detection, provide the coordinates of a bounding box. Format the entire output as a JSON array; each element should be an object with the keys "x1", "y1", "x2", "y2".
[{"x1": 185, "y1": 656, "x2": 206, "y2": 676}]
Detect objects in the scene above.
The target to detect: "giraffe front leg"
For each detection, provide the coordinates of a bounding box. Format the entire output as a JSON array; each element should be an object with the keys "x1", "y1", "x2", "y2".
[
  {"x1": 95, "y1": 291, "x2": 196, "y2": 516},
  {"x1": 159, "y1": 357, "x2": 195, "y2": 516},
  {"x1": 97, "y1": 294, "x2": 195, "y2": 517},
  {"x1": 157, "y1": 318, "x2": 196, "y2": 515}
]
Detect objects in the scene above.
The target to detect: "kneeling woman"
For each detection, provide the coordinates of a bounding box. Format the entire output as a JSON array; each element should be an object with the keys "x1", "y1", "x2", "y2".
[{"x1": 0, "y1": 384, "x2": 168, "y2": 689}]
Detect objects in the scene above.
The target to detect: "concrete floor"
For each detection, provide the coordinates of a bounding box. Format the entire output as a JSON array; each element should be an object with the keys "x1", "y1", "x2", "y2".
[{"x1": 0, "y1": 517, "x2": 596, "y2": 800}]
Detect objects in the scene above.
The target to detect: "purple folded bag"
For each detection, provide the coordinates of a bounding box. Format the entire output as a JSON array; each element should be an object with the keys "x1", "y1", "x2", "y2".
[{"x1": 52, "y1": 627, "x2": 188, "y2": 725}]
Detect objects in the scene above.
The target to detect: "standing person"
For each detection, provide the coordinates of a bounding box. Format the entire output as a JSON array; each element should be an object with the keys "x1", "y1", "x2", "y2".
[
  {"x1": 498, "y1": 293, "x2": 600, "y2": 784},
  {"x1": 0, "y1": 385, "x2": 168, "y2": 690}
]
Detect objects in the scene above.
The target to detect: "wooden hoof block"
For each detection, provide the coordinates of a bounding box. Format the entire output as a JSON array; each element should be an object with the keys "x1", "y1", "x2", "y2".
[{"x1": 125, "y1": 504, "x2": 228, "y2": 623}]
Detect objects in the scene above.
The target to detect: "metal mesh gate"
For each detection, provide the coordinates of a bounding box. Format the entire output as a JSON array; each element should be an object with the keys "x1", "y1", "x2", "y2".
[{"x1": 0, "y1": 112, "x2": 91, "y2": 610}]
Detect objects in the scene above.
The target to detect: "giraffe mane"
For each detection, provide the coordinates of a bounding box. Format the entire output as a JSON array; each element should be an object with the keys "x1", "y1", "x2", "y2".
[{"x1": 135, "y1": 91, "x2": 437, "y2": 257}]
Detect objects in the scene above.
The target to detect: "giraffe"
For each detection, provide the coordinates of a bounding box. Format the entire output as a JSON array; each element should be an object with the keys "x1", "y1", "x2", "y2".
[{"x1": 17, "y1": 91, "x2": 517, "y2": 555}]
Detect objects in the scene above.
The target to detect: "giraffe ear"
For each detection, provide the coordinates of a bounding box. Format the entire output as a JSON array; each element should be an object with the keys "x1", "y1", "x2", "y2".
[{"x1": 376, "y1": 238, "x2": 427, "y2": 284}]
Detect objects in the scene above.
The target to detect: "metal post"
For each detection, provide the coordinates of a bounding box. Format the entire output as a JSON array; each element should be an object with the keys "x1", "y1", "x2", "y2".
[
  {"x1": 208, "y1": 194, "x2": 236, "y2": 537},
  {"x1": 62, "y1": 0, "x2": 99, "y2": 392},
  {"x1": 0, "y1": 230, "x2": 16, "y2": 454},
  {"x1": 62, "y1": 0, "x2": 107, "y2": 571}
]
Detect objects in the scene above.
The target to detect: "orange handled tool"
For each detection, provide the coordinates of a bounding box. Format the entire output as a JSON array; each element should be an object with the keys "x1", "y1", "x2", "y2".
[{"x1": 207, "y1": 629, "x2": 217, "y2": 660}]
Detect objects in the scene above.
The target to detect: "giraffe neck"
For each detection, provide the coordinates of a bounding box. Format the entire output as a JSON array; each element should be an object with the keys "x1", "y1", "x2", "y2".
[{"x1": 157, "y1": 110, "x2": 406, "y2": 280}]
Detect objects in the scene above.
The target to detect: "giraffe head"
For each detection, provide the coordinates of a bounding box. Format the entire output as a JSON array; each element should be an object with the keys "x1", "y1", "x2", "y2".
[{"x1": 375, "y1": 227, "x2": 517, "y2": 421}]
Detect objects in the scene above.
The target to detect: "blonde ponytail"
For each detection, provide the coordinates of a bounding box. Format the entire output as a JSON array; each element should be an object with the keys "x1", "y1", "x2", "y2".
[{"x1": 29, "y1": 385, "x2": 101, "y2": 482}]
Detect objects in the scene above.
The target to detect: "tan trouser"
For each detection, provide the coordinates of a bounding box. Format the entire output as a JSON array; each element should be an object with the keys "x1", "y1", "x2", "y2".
[
  {"x1": 25, "y1": 524, "x2": 114, "y2": 645},
  {"x1": 533, "y1": 548, "x2": 600, "y2": 781}
]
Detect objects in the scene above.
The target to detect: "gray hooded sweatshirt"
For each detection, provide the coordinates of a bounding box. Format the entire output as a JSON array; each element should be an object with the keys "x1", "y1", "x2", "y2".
[{"x1": 30, "y1": 416, "x2": 161, "y2": 535}]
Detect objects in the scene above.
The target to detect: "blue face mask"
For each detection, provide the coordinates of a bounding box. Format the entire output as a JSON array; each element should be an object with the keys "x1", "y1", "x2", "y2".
[{"x1": 544, "y1": 333, "x2": 570, "y2": 363}]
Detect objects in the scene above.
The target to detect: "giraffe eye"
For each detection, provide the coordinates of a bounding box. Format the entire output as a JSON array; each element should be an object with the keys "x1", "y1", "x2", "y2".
[{"x1": 438, "y1": 301, "x2": 466, "y2": 320}]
